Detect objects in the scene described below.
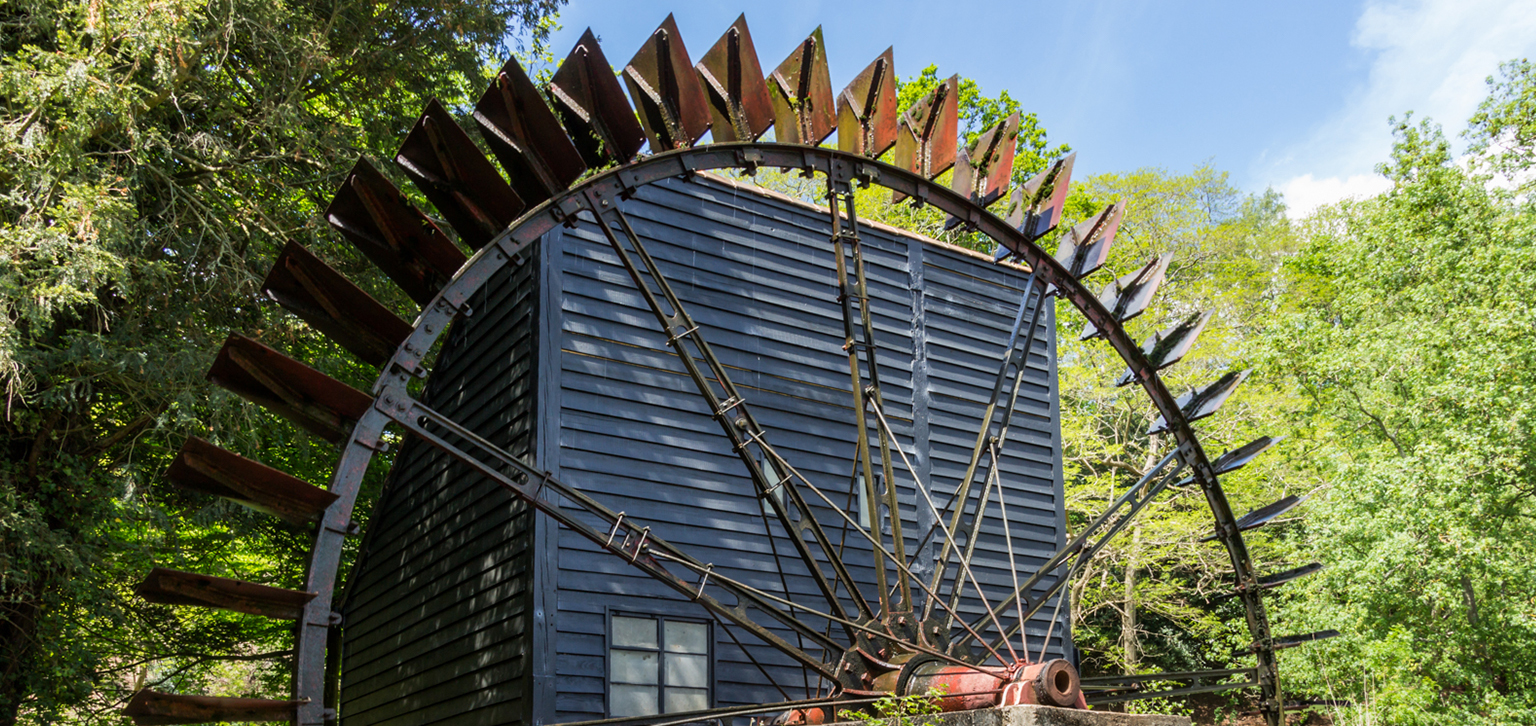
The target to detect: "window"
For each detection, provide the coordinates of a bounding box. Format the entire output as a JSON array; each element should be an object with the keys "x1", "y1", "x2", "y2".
[{"x1": 608, "y1": 614, "x2": 712, "y2": 717}]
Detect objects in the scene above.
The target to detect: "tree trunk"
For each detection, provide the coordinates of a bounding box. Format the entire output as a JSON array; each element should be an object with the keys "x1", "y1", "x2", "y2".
[
  {"x1": 1120, "y1": 523, "x2": 1141, "y2": 670},
  {"x1": 0, "y1": 594, "x2": 41, "y2": 726}
]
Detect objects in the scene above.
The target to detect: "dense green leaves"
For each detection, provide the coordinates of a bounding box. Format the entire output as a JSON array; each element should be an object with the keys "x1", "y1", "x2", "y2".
[
  {"x1": 1053, "y1": 166, "x2": 1299, "y2": 693},
  {"x1": 1264, "y1": 104, "x2": 1536, "y2": 724},
  {"x1": 0, "y1": 0, "x2": 560, "y2": 722},
  {"x1": 1468, "y1": 59, "x2": 1536, "y2": 195}
]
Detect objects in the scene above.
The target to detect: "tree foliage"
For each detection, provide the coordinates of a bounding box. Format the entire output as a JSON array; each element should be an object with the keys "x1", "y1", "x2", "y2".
[
  {"x1": 1052, "y1": 167, "x2": 1299, "y2": 701},
  {"x1": 1468, "y1": 59, "x2": 1536, "y2": 194},
  {"x1": 0, "y1": 0, "x2": 561, "y2": 722},
  {"x1": 6, "y1": 0, "x2": 1534, "y2": 721},
  {"x1": 1264, "y1": 95, "x2": 1536, "y2": 724}
]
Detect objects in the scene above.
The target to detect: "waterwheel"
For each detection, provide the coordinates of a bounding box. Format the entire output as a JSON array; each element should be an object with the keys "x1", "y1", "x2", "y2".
[{"x1": 123, "y1": 13, "x2": 1333, "y2": 726}]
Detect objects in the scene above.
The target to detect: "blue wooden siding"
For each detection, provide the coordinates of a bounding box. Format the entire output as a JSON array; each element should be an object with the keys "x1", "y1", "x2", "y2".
[
  {"x1": 543, "y1": 175, "x2": 1070, "y2": 722},
  {"x1": 340, "y1": 173, "x2": 1069, "y2": 726},
  {"x1": 341, "y1": 245, "x2": 541, "y2": 726}
]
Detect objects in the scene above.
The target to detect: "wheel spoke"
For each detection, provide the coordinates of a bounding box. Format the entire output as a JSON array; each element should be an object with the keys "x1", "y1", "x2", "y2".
[
  {"x1": 826, "y1": 179, "x2": 909, "y2": 614},
  {"x1": 977, "y1": 455, "x2": 1189, "y2": 655},
  {"x1": 965, "y1": 449, "x2": 1179, "y2": 640},
  {"x1": 988, "y1": 444, "x2": 1031, "y2": 660},
  {"x1": 943, "y1": 310, "x2": 1044, "y2": 625},
  {"x1": 585, "y1": 194, "x2": 876, "y2": 630},
  {"x1": 925, "y1": 276, "x2": 1047, "y2": 623},
  {"x1": 750, "y1": 480, "x2": 813, "y2": 696},
  {"x1": 654, "y1": 551, "x2": 1001, "y2": 676},
  {"x1": 751, "y1": 431, "x2": 1009, "y2": 664},
  {"x1": 376, "y1": 386, "x2": 844, "y2": 676},
  {"x1": 864, "y1": 398, "x2": 1018, "y2": 663},
  {"x1": 1035, "y1": 566, "x2": 1070, "y2": 664},
  {"x1": 712, "y1": 611, "x2": 795, "y2": 701},
  {"x1": 261, "y1": 139, "x2": 1290, "y2": 726}
]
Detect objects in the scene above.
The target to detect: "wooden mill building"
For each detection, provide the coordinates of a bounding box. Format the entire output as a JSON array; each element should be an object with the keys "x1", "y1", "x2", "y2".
[{"x1": 336, "y1": 173, "x2": 1071, "y2": 726}]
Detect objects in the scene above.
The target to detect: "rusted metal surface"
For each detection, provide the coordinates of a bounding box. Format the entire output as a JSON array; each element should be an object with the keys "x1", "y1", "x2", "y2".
[
  {"x1": 625, "y1": 14, "x2": 711, "y2": 151},
  {"x1": 898, "y1": 661, "x2": 1007, "y2": 711},
  {"x1": 206, "y1": 138, "x2": 1303, "y2": 726},
  {"x1": 1231, "y1": 495, "x2": 1306, "y2": 534},
  {"x1": 124, "y1": 690, "x2": 304, "y2": 726},
  {"x1": 135, "y1": 568, "x2": 316, "y2": 620},
  {"x1": 766, "y1": 27, "x2": 834, "y2": 145},
  {"x1": 324, "y1": 158, "x2": 467, "y2": 306},
  {"x1": 205, "y1": 335, "x2": 372, "y2": 443},
  {"x1": 894, "y1": 659, "x2": 1082, "y2": 711},
  {"x1": 1002, "y1": 153, "x2": 1076, "y2": 243},
  {"x1": 951, "y1": 111, "x2": 1019, "y2": 211},
  {"x1": 551, "y1": 28, "x2": 646, "y2": 166},
  {"x1": 396, "y1": 98, "x2": 524, "y2": 248},
  {"x1": 781, "y1": 658, "x2": 1083, "y2": 722},
  {"x1": 1000, "y1": 660, "x2": 1085, "y2": 709},
  {"x1": 261, "y1": 241, "x2": 410, "y2": 368},
  {"x1": 1269, "y1": 629, "x2": 1340, "y2": 651},
  {"x1": 1052, "y1": 202, "x2": 1123, "y2": 281},
  {"x1": 1116, "y1": 311, "x2": 1212, "y2": 386},
  {"x1": 492, "y1": 144, "x2": 1285, "y2": 720},
  {"x1": 1080, "y1": 252, "x2": 1172, "y2": 339},
  {"x1": 892, "y1": 74, "x2": 958, "y2": 201},
  {"x1": 1211, "y1": 436, "x2": 1284, "y2": 476},
  {"x1": 1199, "y1": 494, "x2": 1305, "y2": 543},
  {"x1": 167, "y1": 437, "x2": 337, "y2": 526},
  {"x1": 1170, "y1": 435, "x2": 1284, "y2": 486},
  {"x1": 1216, "y1": 562, "x2": 1323, "y2": 601},
  {"x1": 836, "y1": 48, "x2": 897, "y2": 158},
  {"x1": 825, "y1": 178, "x2": 908, "y2": 614},
  {"x1": 696, "y1": 14, "x2": 773, "y2": 142},
  {"x1": 474, "y1": 55, "x2": 588, "y2": 208},
  {"x1": 1149, "y1": 368, "x2": 1250, "y2": 434},
  {"x1": 1256, "y1": 563, "x2": 1324, "y2": 589},
  {"x1": 295, "y1": 408, "x2": 391, "y2": 726}
]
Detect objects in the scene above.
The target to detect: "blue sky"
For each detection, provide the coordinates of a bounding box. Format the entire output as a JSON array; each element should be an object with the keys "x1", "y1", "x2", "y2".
[{"x1": 538, "y1": 0, "x2": 1536, "y2": 216}]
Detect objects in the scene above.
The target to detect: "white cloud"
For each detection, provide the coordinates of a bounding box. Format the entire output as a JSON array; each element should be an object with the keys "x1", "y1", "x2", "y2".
[
  {"x1": 1279, "y1": 174, "x2": 1394, "y2": 217},
  {"x1": 1263, "y1": 0, "x2": 1536, "y2": 217}
]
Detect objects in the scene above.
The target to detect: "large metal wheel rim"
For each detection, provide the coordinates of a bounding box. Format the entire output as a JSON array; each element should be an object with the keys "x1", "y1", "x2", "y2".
[{"x1": 288, "y1": 142, "x2": 1282, "y2": 725}]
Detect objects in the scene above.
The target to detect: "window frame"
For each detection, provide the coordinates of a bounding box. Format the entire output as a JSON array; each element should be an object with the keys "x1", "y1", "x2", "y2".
[{"x1": 604, "y1": 608, "x2": 716, "y2": 718}]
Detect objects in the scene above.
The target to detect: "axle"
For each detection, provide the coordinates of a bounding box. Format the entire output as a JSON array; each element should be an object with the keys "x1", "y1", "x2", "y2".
[{"x1": 777, "y1": 656, "x2": 1085, "y2": 725}]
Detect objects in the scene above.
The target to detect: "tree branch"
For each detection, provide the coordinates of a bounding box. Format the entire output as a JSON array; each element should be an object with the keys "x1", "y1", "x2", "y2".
[{"x1": 1348, "y1": 389, "x2": 1405, "y2": 455}]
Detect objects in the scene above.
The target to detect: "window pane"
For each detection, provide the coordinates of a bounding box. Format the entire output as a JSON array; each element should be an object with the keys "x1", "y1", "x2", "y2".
[
  {"x1": 611, "y1": 684, "x2": 658, "y2": 717},
  {"x1": 611, "y1": 649, "x2": 658, "y2": 684},
  {"x1": 665, "y1": 687, "x2": 709, "y2": 713},
  {"x1": 613, "y1": 616, "x2": 658, "y2": 649},
  {"x1": 664, "y1": 653, "x2": 708, "y2": 688},
  {"x1": 664, "y1": 620, "x2": 708, "y2": 654}
]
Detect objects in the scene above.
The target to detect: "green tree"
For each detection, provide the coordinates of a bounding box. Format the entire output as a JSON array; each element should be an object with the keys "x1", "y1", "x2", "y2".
[
  {"x1": 1052, "y1": 167, "x2": 1299, "y2": 691},
  {"x1": 0, "y1": 0, "x2": 561, "y2": 722},
  {"x1": 1468, "y1": 59, "x2": 1536, "y2": 195},
  {"x1": 1263, "y1": 72, "x2": 1536, "y2": 723}
]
